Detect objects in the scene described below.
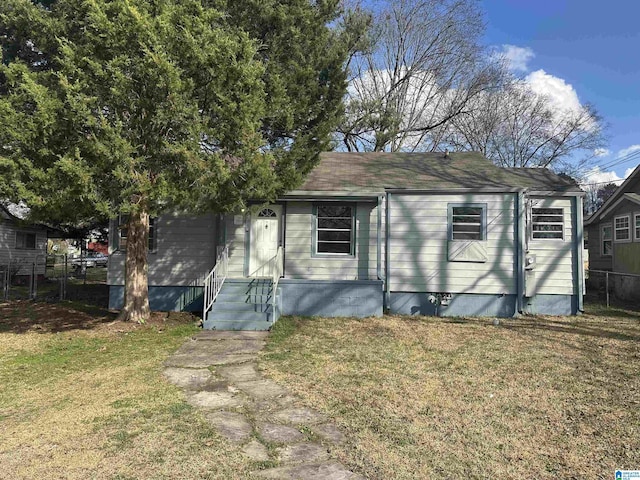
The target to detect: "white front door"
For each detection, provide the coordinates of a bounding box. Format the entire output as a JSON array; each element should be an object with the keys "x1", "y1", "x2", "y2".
[{"x1": 249, "y1": 205, "x2": 281, "y2": 277}]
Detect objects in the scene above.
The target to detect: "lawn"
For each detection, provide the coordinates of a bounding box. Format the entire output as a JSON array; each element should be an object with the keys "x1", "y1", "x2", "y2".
[
  {"x1": 2, "y1": 300, "x2": 638, "y2": 479},
  {"x1": 260, "y1": 305, "x2": 640, "y2": 479},
  {"x1": 0, "y1": 301, "x2": 256, "y2": 479}
]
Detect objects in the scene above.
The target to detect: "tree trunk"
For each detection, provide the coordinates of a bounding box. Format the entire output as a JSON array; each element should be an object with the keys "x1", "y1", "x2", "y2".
[{"x1": 118, "y1": 208, "x2": 150, "y2": 323}]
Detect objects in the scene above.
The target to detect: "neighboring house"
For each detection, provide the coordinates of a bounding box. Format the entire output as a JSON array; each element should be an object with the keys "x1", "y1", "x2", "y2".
[
  {"x1": 0, "y1": 205, "x2": 48, "y2": 277},
  {"x1": 584, "y1": 165, "x2": 640, "y2": 299},
  {"x1": 108, "y1": 152, "x2": 585, "y2": 329}
]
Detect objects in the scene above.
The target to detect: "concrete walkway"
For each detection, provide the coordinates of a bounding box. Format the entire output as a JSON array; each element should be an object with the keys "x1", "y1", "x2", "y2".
[{"x1": 164, "y1": 331, "x2": 363, "y2": 480}]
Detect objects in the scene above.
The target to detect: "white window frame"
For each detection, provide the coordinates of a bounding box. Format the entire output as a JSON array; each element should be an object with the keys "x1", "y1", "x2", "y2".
[
  {"x1": 614, "y1": 214, "x2": 631, "y2": 243},
  {"x1": 448, "y1": 204, "x2": 487, "y2": 241},
  {"x1": 313, "y1": 204, "x2": 356, "y2": 256},
  {"x1": 117, "y1": 215, "x2": 157, "y2": 252},
  {"x1": 531, "y1": 207, "x2": 564, "y2": 241},
  {"x1": 600, "y1": 223, "x2": 612, "y2": 257},
  {"x1": 634, "y1": 213, "x2": 640, "y2": 242},
  {"x1": 15, "y1": 231, "x2": 37, "y2": 250}
]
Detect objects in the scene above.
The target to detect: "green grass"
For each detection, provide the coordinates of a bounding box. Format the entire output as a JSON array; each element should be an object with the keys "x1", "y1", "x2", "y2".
[
  {"x1": 260, "y1": 306, "x2": 640, "y2": 479},
  {"x1": 0, "y1": 302, "x2": 260, "y2": 479}
]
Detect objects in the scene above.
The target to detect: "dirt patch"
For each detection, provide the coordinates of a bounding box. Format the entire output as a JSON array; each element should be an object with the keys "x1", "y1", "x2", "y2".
[{"x1": 0, "y1": 300, "x2": 197, "y2": 335}]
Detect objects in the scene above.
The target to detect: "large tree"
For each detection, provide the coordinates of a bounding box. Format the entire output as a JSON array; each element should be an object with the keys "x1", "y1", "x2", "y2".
[
  {"x1": 337, "y1": 0, "x2": 503, "y2": 152},
  {"x1": 0, "y1": 0, "x2": 350, "y2": 322},
  {"x1": 444, "y1": 79, "x2": 606, "y2": 172}
]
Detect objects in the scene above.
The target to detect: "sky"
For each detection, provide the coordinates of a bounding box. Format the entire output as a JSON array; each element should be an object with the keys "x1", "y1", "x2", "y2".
[{"x1": 482, "y1": 0, "x2": 640, "y2": 187}]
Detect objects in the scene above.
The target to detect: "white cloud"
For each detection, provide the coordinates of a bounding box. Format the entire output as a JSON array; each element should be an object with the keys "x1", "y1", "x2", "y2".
[
  {"x1": 498, "y1": 45, "x2": 535, "y2": 72},
  {"x1": 581, "y1": 166, "x2": 634, "y2": 190},
  {"x1": 594, "y1": 148, "x2": 610, "y2": 157},
  {"x1": 581, "y1": 168, "x2": 622, "y2": 191},
  {"x1": 618, "y1": 144, "x2": 640, "y2": 158},
  {"x1": 525, "y1": 69, "x2": 583, "y2": 116}
]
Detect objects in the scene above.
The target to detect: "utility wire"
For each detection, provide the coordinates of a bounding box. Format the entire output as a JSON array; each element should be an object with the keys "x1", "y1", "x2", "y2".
[{"x1": 582, "y1": 149, "x2": 640, "y2": 174}]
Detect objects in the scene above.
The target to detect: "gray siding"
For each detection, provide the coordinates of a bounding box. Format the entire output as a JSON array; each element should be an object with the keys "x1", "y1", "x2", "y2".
[
  {"x1": 527, "y1": 197, "x2": 576, "y2": 295},
  {"x1": 388, "y1": 193, "x2": 516, "y2": 293},
  {"x1": 283, "y1": 201, "x2": 380, "y2": 280},
  {"x1": 606, "y1": 199, "x2": 640, "y2": 274},
  {"x1": 224, "y1": 213, "x2": 248, "y2": 278},
  {"x1": 0, "y1": 221, "x2": 47, "y2": 275},
  {"x1": 586, "y1": 174, "x2": 640, "y2": 275},
  {"x1": 107, "y1": 212, "x2": 217, "y2": 286},
  {"x1": 586, "y1": 224, "x2": 612, "y2": 271}
]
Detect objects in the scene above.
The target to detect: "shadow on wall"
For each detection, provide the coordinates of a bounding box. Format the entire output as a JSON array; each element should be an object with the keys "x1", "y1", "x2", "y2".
[
  {"x1": 279, "y1": 280, "x2": 383, "y2": 318},
  {"x1": 390, "y1": 191, "x2": 517, "y2": 317},
  {"x1": 109, "y1": 285, "x2": 203, "y2": 313}
]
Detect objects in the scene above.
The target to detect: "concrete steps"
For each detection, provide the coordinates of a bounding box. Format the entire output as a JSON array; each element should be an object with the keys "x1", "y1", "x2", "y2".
[{"x1": 204, "y1": 279, "x2": 280, "y2": 331}]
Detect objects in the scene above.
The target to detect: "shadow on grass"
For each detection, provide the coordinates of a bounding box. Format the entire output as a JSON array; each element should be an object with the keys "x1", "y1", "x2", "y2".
[
  {"x1": 0, "y1": 299, "x2": 117, "y2": 334},
  {"x1": 423, "y1": 302, "x2": 640, "y2": 343}
]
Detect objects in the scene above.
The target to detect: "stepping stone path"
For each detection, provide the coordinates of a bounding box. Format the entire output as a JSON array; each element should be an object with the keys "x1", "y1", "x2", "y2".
[{"x1": 164, "y1": 331, "x2": 361, "y2": 479}]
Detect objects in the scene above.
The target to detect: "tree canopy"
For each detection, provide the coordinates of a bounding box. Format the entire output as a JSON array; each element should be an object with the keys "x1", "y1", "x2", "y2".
[
  {"x1": 1, "y1": 0, "x2": 351, "y2": 320},
  {"x1": 338, "y1": 0, "x2": 607, "y2": 174},
  {"x1": 337, "y1": 0, "x2": 503, "y2": 153}
]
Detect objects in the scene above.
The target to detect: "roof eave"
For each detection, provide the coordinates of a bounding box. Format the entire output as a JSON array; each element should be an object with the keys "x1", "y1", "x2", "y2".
[
  {"x1": 585, "y1": 164, "x2": 640, "y2": 225},
  {"x1": 589, "y1": 192, "x2": 640, "y2": 224},
  {"x1": 384, "y1": 187, "x2": 526, "y2": 194}
]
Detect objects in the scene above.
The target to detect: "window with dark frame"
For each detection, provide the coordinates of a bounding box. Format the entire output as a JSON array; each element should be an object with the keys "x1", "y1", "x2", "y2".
[
  {"x1": 315, "y1": 205, "x2": 354, "y2": 255},
  {"x1": 117, "y1": 215, "x2": 157, "y2": 251},
  {"x1": 451, "y1": 206, "x2": 484, "y2": 240},
  {"x1": 601, "y1": 224, "x2": 612, "y2": 256},
  {"x1": 531, "y1": 208, "x2": 564, "y2": 240},
  {"x1": 16, "y1": 231, "x2": 36, "y2": 249},
  {"x1": 614, "y1": 215, "x2": 630, "y2": 241}
]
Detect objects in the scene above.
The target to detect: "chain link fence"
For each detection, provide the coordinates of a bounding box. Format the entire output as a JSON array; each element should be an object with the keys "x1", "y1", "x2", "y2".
[
  {"x1": 585, "y1": 269, "x2": 640, "y2": 309},
  {"x1": 1, "y1": 254, "x2": 108, "y2": 305}
]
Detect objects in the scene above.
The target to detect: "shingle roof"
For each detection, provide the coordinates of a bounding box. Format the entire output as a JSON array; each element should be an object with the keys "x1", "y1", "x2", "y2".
[{"x1": 296, "y1": 152, "x2": 582, "y2": 193}]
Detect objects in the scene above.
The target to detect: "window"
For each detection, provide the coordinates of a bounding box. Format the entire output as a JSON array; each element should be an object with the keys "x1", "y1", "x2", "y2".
[
  {"x1": 314, "y1": 204, "x2": 354, "y2": 255},
  {"x1": 601, "y1": 224, "x2": 612, "y2": 256},
  {"x1": 635, "y1": 214, "x2": 640, "y2": 242},
  {"x1": 16, "y1": 231, "x2": 36, "y2": 249},
  {"x1": 449, "y1": 205, "x2": 486, "y2": 240},
  {"x1": 614, "y1": 215, "x2": 630, "y2": 242},
  {"x1": 258, "y1": 208, "x2": 277, "y2": 218},
  {"x1": 531, "y1": 208, "x2": 564, "y2": 240},
  {"x1": 117, "y1": 215, "x2": 157, "y2": 251}
]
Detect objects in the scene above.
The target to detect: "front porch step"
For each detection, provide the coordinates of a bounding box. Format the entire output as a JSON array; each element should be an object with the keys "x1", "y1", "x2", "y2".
[
  {"x1": 203, "y1": 278, "x2": 280, "y2": 331},
  {"x1": 207, "y1": 318, "x2": 273, "y2": 331},
  {"x1": 219, "y1": 279, "x2": 273, "y2": 293},
  {"x1": 204, "y1": 311, "x2": 275, "y2": 330},
  {"x1": 211, "y1": 301, "x2": 275, "y2": 313},
  {"x1": 216, "y1": 293, "x2": 274, "y2": 303}
]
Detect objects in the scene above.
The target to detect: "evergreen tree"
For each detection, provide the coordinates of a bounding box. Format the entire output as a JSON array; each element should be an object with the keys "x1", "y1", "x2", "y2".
[{"x1": 0, "y1": 0, "x2": 348, "y2": 321}]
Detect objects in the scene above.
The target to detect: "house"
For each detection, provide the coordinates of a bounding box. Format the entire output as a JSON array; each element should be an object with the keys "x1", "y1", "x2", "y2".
[
  {"x1": 0, "y1": 204, "x2": 48, "y2": 279},
  {"x1": 584, "y1": 164, "x2": 640, "y2": 299},
  {"x1": 108, "y1": 152, "x2": 585, "y2": 329}
]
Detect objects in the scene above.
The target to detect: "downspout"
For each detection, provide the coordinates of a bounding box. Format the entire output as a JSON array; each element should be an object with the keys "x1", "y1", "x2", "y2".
[
  {"x1": 516, "y1": 191, "x2": 526, "y2": 314},
  {"x1": 376, "y1": 195, "x2": 382, "y2": 281},
  {"x1": 282, "y1": 202, "x2": 287, "y2": 278},
  {"x1": 385, "y1": 191, "x2": 391, "y2": 311},
  {"x1": 575, "y1": 195, "x2": 585, "y2": 314}
]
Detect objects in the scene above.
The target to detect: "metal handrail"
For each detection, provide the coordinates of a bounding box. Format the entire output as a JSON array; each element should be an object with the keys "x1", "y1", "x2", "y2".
[
  {"x1": 271, "y1": 246, "x2": 283, "y2": 318},
  {"x1": 202, "y1": 245, "x2": 229, "y2": 319}
]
